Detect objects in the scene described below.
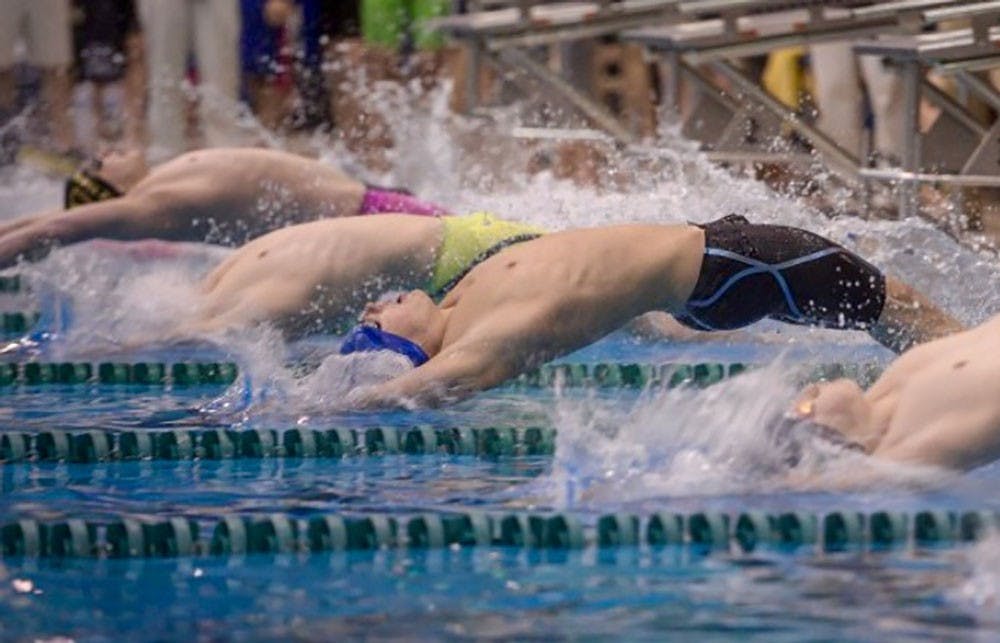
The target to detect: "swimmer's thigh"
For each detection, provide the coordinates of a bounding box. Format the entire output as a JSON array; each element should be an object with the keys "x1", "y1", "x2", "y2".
[{"x1": 748, "y1": 224, "x2": 886, "y2": 330}]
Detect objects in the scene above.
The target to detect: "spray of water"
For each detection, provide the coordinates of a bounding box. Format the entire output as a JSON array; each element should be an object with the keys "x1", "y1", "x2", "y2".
[
  {"x1": 0, "y1": 65, "x2": 996, "y2": 501},
  {"x1": 951, "y1": 534, "x2": 1000, "y2": 616}
]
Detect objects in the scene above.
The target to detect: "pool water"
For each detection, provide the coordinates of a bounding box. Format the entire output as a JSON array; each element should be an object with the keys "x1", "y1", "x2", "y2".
[
  {"x1": 2, "y1": 375, "x2": 1000, "y2": 640},
  {"x1": 4, "y1": 80, "x2": 1000, "y2": 640},
  {"x1": 1, "y1": 544, "x2": 989, "y2": 640}
]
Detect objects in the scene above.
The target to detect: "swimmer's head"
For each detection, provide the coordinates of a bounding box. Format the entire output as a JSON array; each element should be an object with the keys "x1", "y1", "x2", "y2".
[
  {"x1": 99, "y1": 149, "x2": 148, "y2": 191},
  {"x1": 339, "y1": 323, "x2": 429, "y2": 367},
  {"x1": 64, "y1": 150, "x2": 148, "y2": 208},
  {"x1": 355, "y1": 290, "x2": 445, "y2": 359},
  {"x1": 792, "y1": 378, "x2": 875, "y2": 451}
]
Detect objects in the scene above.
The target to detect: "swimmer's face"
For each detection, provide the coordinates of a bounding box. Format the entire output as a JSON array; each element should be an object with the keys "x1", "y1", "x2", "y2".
[
  {"x1": 361, "y1": 290, "x2": 442, "y2": 354},
  {"x1": 96, "y1": 149, "x2": 149, "y2": 193},
  {"x1": 793, "y1": 379, "x2": 873, "y2": 450}
]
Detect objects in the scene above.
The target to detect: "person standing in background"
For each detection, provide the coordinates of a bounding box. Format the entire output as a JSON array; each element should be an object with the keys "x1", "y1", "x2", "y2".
[
  {"x1": 240, "y1": 0, "x2": 294, "y2": 130},
  {"x1": 71, "y1": 0, "x2": 144, "y2": 149},
  {"x1": 240, "y1": 0, "x2": 333, "y2": 131},
  {"x1": 0, "y1": 0, "x2": 77, "y2": 153},
  {"x1": 810, "y1": 42, "x2": 905, "y2": 167},
  {"x1": 138, "y1": 0, "x2": 241, "y2": 160}
]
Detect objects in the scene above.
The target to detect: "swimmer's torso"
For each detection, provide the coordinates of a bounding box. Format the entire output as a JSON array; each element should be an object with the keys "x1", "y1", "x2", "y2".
[
  {"x1": 199, "y1": 215, "x2": 443, "y2": 334},
  {"x1": 129, "y1": 149, "x2": 366, "y2": 243},
  {"x1": 866, "y1": 314, "x2": 1000, "y2": 467},
  {"x1": 439, "y1": 224, "x2": 705, "y2": 359}
]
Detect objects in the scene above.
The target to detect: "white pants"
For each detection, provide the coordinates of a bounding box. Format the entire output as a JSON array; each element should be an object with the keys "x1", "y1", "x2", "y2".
[
  {"x1": 0, "y1": 0, "x2": 72, "y2": 69},
  {"x1": 139, "y1": 0, "x2": 241, "y2": 159},
  {"x1": 811, "y1": 41, "x2": 905, "y2": 162}
]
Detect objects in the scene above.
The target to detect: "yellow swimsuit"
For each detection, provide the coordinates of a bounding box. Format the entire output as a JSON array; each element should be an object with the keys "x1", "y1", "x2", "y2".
[{"x1": 428, "y1": 212, "x2": 545, "y2": 297}]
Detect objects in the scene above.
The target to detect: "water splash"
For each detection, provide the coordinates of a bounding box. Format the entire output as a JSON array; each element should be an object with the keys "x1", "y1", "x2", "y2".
[
  {"x1": 202, "y1": 348, "x2": 414, "y2": 425},
  {"x1": 0, "y1": 65, "x2": 998, "y2": 501},
  {"x1": 951, "y1": 531, "x2": 1000, "y2": 618},
  {"x1": 536, "y1": 358, "x2": 951, "y2": 508}
]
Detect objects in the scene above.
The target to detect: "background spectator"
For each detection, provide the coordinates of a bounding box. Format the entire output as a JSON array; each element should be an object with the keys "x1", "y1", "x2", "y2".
[
  {"x1": 810, "y1": 42, "x2": 905, "y2": 166},
  {"x1": 71, "y1": 0, "x2": 144, "y2": 150},
  {"x1": 0, "y1": 0, "x2": 76, "y2": 153},
  {"x1": 241, "y1": 0, "x2": 295, "y2": 130},
  {"x1": 138, "y1": 0, "x2": 241, "y2": 160}
]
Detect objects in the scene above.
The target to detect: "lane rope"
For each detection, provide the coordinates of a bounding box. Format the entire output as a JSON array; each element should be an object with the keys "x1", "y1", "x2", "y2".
[
  {"x1": 0, "y1": 425, "x2": 558, "y2": 462},
  {"x1": 0, "y1": 361, "x2": 885, "y2": 388},
  {"x1": 0, "y1": 509, "x2": 991, "y2": 558}
]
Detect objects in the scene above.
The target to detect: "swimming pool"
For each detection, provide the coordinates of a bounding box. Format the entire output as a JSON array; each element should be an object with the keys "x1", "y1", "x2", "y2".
[
  {"x1": 5, "y1": 86, "x2": 1000, "y2": 639},
  {"x1": 2, "y1": 375, "x2": 1000, "y2": 640}
]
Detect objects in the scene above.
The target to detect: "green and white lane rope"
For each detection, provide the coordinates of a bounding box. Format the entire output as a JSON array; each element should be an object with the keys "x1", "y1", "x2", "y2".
[
  {"x1": 0, "y1": 361, "x2": 239, "y2": 385},
  {"x1": 0, "y1": 509, "x2": 994, "y2": 559},
  {"x1": 0, "y1": 425, "x2": 558, "y2": 462},
  {"x1": 0, "y1": 361, "x2": 884, "y2": 388}
]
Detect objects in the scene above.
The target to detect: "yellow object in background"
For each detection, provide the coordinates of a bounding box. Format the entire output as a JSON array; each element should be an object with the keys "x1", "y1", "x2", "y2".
[{"x1": 762, "y1": 47, "x2": 807, "y2": 110}]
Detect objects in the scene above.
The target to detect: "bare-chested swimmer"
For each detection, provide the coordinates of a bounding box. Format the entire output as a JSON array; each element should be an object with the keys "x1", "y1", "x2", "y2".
[
  {"x1": 788, "y1": 313, "x2": 1000, "y2": 471},
  {"x1": 338, "y1": 215, "x2": 963, "y2": 408},
  {"x1": 0, "y1": 147, "x2": 446, "y2": 267},
  {"x1": 186, "y1": 211, "x2": 543, "y2": 337}
]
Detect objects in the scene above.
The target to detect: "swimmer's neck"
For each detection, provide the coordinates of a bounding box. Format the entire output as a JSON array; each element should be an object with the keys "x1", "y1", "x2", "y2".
[{"x1": 414, "y1": 306, "x2": 453, "y2": 359}]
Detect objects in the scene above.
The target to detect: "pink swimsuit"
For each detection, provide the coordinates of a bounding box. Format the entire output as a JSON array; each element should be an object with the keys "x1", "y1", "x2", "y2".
[{"x1": 358, "y1": 188, "x2": 448, "y2": 216}]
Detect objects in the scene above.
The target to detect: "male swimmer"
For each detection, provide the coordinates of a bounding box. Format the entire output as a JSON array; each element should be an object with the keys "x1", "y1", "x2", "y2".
[
  {"x1": 0, "y1": 147, "x2": 446, "y2": 267},
  {"x1": 139, "y1": 211, "x2": 545, "y2": 339},
  {"x1": 339, "y1": 214, "x2": 963, "y2": 408},
  {"x1": 787, "y1": 313, "x2": 1000, "y2": 471}
]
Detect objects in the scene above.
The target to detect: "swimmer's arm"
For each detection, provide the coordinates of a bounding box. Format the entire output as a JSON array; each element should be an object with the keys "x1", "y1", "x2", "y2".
[
  {"x1": 873, "y1": 409, "x2": 1000, "y2": 471},
  {"x1": 349, "y1": 343, "x2": 517, "y2": 409}
]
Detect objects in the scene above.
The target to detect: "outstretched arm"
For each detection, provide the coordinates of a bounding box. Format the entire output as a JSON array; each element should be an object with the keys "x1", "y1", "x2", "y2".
[
  {"x1": 349, "y1": 342, "x2": 519, "y2": 409},
  {"x1": 869, "y1": 276, "x2": 964, "y2": 353},
  {"x1": 0, "y1": 196, "x2": 158, "y2": 268}
]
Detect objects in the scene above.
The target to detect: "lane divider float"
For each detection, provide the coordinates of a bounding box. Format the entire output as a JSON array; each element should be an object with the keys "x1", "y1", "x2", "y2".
[
  {"x1": 0, "y1": 425, "x2": 559, "y2": 462},
  {"x1": 0, "y1": 509, "x2": 993, "y2": 559},
  {"x1": 0, "y1": 361, "x2": 883, "y2": 389}
]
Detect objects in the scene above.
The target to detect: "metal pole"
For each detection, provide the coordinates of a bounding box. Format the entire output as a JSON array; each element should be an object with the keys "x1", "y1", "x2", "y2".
[
  {"x1": 708, "y1": 60, "x2": 860, "y2": 177},
  {"x1": 466, "y1": 40, "x2": 483, "y2": 112},
  {"x1": 493, "y1": 48, "x2": 638, "y2": 144},
  {"x1": 899, "y1": 58, "x2": 922, "y2": 219},
  {"x1": 955, "y1": 69, "x2": 1000, "y2": 113}
]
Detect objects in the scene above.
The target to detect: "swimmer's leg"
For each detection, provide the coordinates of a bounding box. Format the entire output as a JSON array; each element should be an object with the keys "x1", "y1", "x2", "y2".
[{"x1": 868, "y1": 276, "x2": 964, "y2": 353}]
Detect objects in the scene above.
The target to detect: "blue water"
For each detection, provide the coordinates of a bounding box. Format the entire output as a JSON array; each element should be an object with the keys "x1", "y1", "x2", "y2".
[
  {"x1": 5, "y1": 81, "x2": 1000, "y2": 639},
  {"x1": 1, "y1": 548, "x2": 983, "y2": 641},
  {"x1": 1, "y1": 374, "x2": 1000, "y2": 640}
]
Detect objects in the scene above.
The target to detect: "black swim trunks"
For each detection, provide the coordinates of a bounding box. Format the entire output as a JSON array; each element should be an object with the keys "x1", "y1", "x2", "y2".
[{"x1": 676, "y1": 214, "x2": 886, "y2": 331}]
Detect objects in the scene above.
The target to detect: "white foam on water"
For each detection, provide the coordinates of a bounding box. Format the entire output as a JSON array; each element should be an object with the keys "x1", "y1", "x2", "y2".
[
  {"x1": 0, "y1": 71, "x2": 998, "y2": 498},
  {"x1": 948, "y1": 532, "x2": 1000, "y2": 622}
]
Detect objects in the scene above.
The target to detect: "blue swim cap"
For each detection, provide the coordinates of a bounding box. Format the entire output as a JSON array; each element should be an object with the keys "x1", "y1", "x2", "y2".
[{"x1": 339, "y1": 324, "x2": 429, "y2": 367}]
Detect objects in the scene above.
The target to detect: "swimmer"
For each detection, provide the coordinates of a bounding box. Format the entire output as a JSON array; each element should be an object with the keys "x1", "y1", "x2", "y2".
[
  {"x1": 789, "y1": 313, "x2": 1000, "y2": 471},
  {"x1": 0, "y1": 147, "x2": 446, "y2": 267},
  {"x1": 341, "y1": 214, "x2": 964, "y2": 408},
  {"x1": 148, "y1": 211, "x2": 544, "y2": 338}
]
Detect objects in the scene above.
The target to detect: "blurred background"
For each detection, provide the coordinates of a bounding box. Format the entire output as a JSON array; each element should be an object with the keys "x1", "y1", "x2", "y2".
[{"x1": 1, "y1": 0, "x2": 997, "y2": 232}]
